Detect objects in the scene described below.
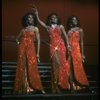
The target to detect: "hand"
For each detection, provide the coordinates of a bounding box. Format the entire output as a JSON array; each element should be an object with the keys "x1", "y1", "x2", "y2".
[
  {"x1": 34, "y1": 9, "x2": 38, "y2": 16},
  {"x1": 16, "y1": 39, "x2": 20, "y2": 45},
  {"x1": 37, "y1": 57, "x2": 40, "y2": 63},
  {"x1": 32, "y1": 5, "x2": 38, "y2": 15},
  {"x1": 67, "y1": 45, "x2": 71, "y2": 52},
  {"x1": 82, "y1": 54, "x2": 85, "y2": 62},
  {"x1": 32, "y1": 4, "x2": 37, "y2": 12},
  {"x1": 37, "y1": 54, "x2": 40, "y2": 63}
]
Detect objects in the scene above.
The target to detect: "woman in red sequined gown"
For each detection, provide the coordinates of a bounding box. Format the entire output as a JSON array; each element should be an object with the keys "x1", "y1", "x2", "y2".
[
  {"x1": 66, "y1": 16, "x2": 89, "y2": 91},
  {"x1": 33, "y1": 7, "x2": 71, "y2": 93},
  {"x1": 14, "y1": 13, "x2": 45, "y2": 94}
]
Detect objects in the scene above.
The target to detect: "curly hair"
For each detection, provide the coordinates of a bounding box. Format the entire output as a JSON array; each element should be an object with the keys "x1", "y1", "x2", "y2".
[
  {"x1": 22, "y1": 12, "x2": 37, "y2": 27},
  {"x1": 66, "y1": 15, "x2": 80, "y2": 30},
  {"x1": 46, "y1": 13, "x2": 61, "y2": 26}
]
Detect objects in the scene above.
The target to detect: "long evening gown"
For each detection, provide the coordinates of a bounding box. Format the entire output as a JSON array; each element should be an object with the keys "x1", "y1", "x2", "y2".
[
  {"x1": 68, "y1": 30, "x2": 89, "y2": 86},
  {"x1": 49, "y1": 27, "x2": 70, "y2": 90},
  {"x1": 14, "y1": 31, "x2": 43, "y2": 93}
]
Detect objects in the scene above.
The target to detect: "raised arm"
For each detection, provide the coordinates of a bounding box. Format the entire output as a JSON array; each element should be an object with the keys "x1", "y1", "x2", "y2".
[{"x1": 32, "y1": 6, "x2": 47, "y2": 29}]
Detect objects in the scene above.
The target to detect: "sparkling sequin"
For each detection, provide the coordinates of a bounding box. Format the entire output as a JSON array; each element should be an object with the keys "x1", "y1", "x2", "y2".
[
  {"x1": 14, "y1": 31, "x2": 43, "y2": 93},
  {"x1": 68, "y1": 31, "x2": 89, "y2": 85},
  {"x1": 49, "y1": 27, "x2": 70, "y2": 89}
]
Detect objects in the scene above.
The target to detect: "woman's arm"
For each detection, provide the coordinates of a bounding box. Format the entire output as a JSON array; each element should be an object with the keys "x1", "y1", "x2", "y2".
[
  {"x1": 16, "y1": 31, "x2": 23, "y2": 45},
  {"x1": 60, "y1": 25, "x2": 71, "y2": 51},
  {"x1": 34, "y1": 27, "x2": 40, "y2": 62},
  {"x1": 33, "y1": 7, "x2": 48, "y2": 29},
  {"x1": 80, "y1": 28, "x2": 85, "y2": 62}
]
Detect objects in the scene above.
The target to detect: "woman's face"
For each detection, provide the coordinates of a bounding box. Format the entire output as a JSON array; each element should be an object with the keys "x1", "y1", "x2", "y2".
[
  {"x1": 72, "y1": 17, "x2": 78, "y2": 25},
  {"x1": 27, "y1": 14, "x2": 34, "y2": 24},
  {"x1": 51, "y1": 15, "x2": 58, "y2": 24}
]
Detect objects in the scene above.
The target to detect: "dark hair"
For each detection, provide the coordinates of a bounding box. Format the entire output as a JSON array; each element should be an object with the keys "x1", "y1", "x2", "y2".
[
  {"x1": 46, "y1": 13, "x2": 61, "y2": 26},
  {"x1": 22, "y1": 12, "x2": 37, "y2": 27},
  {"x1": 66, "y1": 15, "x2": 80, "y2": 30}
]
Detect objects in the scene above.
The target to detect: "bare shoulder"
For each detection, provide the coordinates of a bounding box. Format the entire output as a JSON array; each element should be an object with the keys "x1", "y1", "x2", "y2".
[
  {"x1": 34, "y1": 26, "x2": 39, "y2": 30},
  {"x1": 60, "y1": 24, "x2": 64, "y2": 28},
  {"x1": 34, "y1": 26, "x2": 39, "y2": 33},
  {"x1": 60, "y1": 25, "x2": 65, "y2": 30},
  {"x1": 79, "y1": 28, "x2": 83, "y2": 32}
]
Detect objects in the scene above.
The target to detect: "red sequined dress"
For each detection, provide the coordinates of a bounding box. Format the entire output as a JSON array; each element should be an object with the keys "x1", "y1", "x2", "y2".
[
  {"x1": 14, "y1": 31, "x2": 43, "y2": 93},
  {"x1": 49, "y1": 27, "x2": 70, "y2": 89},
  {"x1": 68, "y1": 31, "x2": 89, "y2": 85}
]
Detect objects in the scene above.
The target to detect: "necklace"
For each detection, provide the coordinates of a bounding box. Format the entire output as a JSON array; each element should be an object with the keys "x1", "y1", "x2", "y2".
[{"x1": 51, "y1": 24, "x2": 57, "y2": 28}]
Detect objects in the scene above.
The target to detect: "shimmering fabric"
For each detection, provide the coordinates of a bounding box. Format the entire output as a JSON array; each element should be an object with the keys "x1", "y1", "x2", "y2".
[
  {"x1": 49, "y1": 27, "x2": 70, "y2": 89},
  {"x1": 68, "y1": 31, "x2": 89, "y2": 85},
  {"x1": 14, "y1": 31, "x2": 43, "y2": 93}
]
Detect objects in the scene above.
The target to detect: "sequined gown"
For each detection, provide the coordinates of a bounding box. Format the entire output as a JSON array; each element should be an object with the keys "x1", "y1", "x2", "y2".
[
  {"x1": 49, "y1": 27, "x2": 70, "y2": 90},
  {"x1": 68, "y1": 31, "x2": 89, "y2": 86},
  {"x1": 14, "y1": 31, "x2": 43, "y2": 93}
]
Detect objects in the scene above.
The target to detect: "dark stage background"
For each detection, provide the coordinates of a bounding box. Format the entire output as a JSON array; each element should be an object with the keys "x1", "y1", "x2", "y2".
[{"x1": 2, "y1": 0, "x2": 99, "y2": 66}]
